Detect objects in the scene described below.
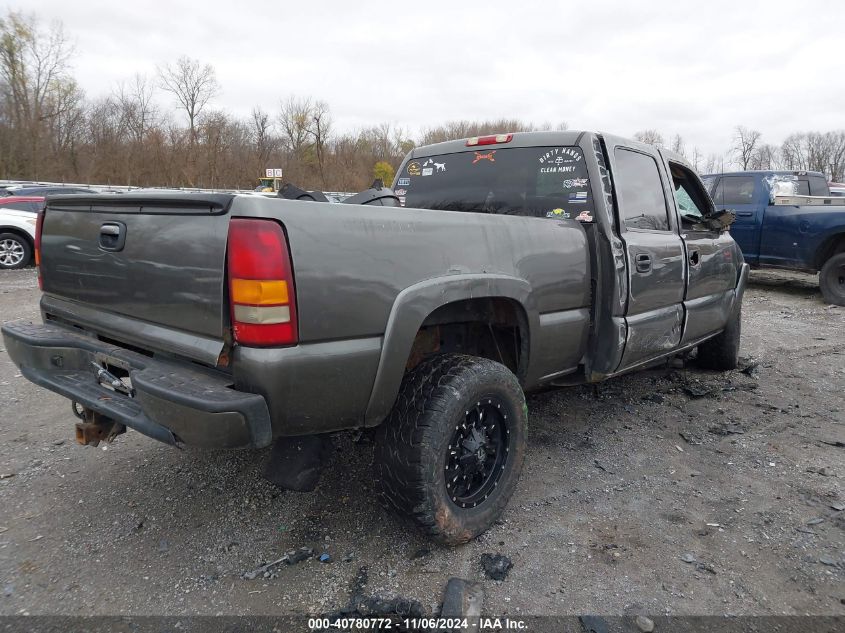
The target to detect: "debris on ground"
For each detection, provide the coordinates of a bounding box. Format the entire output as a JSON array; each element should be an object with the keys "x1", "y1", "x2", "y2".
[
  {"x1": 695, "y1": 561, "x2": 717, "y2": 575},
  {"x1": 682, "y1": 381, "x2": 716, "y2": 398},
  {"x1": 708, "y1": 422, "x2": 745, "y2": 436},
  {"x1": 635, "y1": 615, "x2": 655, "y2": 632},
  {"x1": 678, "y1": 430, "x2": 703, "y2": 445},
  {"x1": 353, "y1": 596, "x2": 426, "y2": 617},
  {"x1": 806, "y1": 466, "x2": 832, "y2": 476},
  {"x1": 319, "y1": 553, "x2": 331, "y2": 563},
  {"x1": 440, "y1": 578, "x2": 484, "y2": 620},
  {"x1": 680, "y1": 553, "x2": 696, "y2": 563},
  {"x1": 738, "y1": 357, "x2": 761, "y2": 377},
  {"x1": 819, "y1": 439, "x2": 844, "y2": 448},
  {"x1": 593, "y1": 459, "x2": 614, "y2": 474},
  {"x1": 818, "y1": 555, "x2": 838, "y2": 567},
  {"x1": 242, "y1": 547, "x2": 314, "y2": 579},
  {"x1": 480, "y1": 553, "x2": 513, "y2": 581},
  {"x1": 324, "y1": 565, "x2": 426, "y2": 623}
]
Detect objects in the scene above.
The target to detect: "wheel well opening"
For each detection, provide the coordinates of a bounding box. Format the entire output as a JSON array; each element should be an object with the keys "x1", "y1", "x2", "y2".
[
  {"x1": 815, "y1": 234, "x2": 845, "y2": 270},
  {"x1": 0, "y1": 228, "x2": 34, "y2": 248},
  {"x1": 406, "y1": 298, "x2": 528, "y2": 378}
]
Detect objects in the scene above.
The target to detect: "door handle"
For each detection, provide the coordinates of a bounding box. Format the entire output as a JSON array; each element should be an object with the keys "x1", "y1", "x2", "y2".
[
  {"x1": 736, "y1": 211, "x2": 753, "y2": 217},
  {"x1": 635, "y1": 253, "x2": 652, "y2": 273},
  {"x1": 689, "y1": 249, "x2": 700, "y2": 267},
  {"x1": 99, "y1": 222, "x2": 127, "y2": 252}
]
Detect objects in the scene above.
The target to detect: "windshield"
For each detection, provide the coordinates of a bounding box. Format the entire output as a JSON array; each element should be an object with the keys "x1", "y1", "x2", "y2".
[{"x1": 395, "y1": 146, "x2": 593, "y2": 220}]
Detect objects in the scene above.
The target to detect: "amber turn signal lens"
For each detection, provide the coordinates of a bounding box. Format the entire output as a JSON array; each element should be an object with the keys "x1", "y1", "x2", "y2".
[{"x1": 230, "y1": 278, "x2": 289, "y2": 306}]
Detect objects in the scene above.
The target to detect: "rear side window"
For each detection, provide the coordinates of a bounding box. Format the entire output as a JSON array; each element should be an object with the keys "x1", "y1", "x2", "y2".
[
  {"x1": 712, "y1": 176, "x2": 756, "y2": 206},
  {"x1": 614, "y1": 148, "x2": 670, "y2": 231},
  {"x1": 397, "y1": 146, "x2": 593, "y2": 219},
  {"x1": 808, "y1": 176, "x2": 828, "y2": 196},
  {"x1": 796, "y1": 180, "x2": 810, "y2": 196}
]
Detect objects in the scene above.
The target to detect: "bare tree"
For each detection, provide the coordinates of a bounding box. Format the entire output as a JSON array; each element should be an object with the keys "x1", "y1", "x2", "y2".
[
  {"x1": 670, "y1": 134, "x2": 686, "y2": 157},
  {"x1": 420, "y1": 119, "x2": 543, "y2": 146},
  {"x1": 827, "y1": 131, "x2": 845, "y2": 182},
  {"x1": 46, "y1": 77, "x2": 85, "y2": 176},
  {"x1": 158, "y1": 56, "x2": 218, "y2": 143},
  {"x1": 309, "y1": 100, "x2": 331, "y2": 187},
  {"x1": 278, "y1": 96, "x2": 315, "y2": 158},
  {"x1": 780, "y1": 131, "x2": 845, "y2": 180},
  {"x1": 0, "y1": 10, "x2": 75, "y2": 177},
  {"x1": 691, "y1": 146, "x2": 703, "y2": 172},
  {"x1": 732, "y1": 126, "x2": 762, "y2": 170},
  {"x1": 115, "y1": 73, "x2": 157, "y2": 144},
  {"x1": 704, "y1": 153, "x2": 726, "y2": 175},
  {"x1": 749, "y1": 143, "x2": 778, "y2": 170},
  {"x1": 634, "y1": 129, "x2": 664, "y2": 147}
]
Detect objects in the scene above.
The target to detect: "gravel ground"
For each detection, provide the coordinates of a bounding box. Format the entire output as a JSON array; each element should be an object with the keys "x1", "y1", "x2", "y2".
[{"x1": 0, "y1": 267, "x2": 842, "y2": 617}]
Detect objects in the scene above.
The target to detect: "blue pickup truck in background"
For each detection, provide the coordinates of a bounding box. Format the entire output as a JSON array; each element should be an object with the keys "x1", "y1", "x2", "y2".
[{"x1": 702, "y1": 170, "x2": 845, "y2": 305}]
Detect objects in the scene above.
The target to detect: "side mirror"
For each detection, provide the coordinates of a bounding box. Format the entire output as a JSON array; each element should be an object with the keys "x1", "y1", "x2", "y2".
[{"x1": 704, "y1": 209, "x2": 736, "y2": 232}]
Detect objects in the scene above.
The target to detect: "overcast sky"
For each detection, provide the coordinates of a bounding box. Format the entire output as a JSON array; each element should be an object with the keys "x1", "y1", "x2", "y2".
[{"x1": 16, "y1": 0, "x2": 845, "y2": 157}]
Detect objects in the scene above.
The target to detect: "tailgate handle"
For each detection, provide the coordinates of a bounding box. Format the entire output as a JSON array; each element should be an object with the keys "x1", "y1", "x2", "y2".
[{"x1": 99, "y1": 222, "x2": 127, "y2": 252}]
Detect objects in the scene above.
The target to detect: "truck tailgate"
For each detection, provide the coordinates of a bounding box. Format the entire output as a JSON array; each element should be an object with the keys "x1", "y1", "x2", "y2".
[{"x1": 40, "y1": 194, "x2": 234, "y2": 340}]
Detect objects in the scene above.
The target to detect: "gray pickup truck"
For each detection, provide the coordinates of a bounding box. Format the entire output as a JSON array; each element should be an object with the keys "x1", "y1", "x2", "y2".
[{"x1": 2, "y1": 131, "x2": 748, "y2": 544}]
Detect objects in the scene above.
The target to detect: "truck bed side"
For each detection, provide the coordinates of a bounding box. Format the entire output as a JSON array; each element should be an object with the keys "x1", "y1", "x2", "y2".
[{"x1": 227, "y1": 196, "x2": 592, "y2": 431}]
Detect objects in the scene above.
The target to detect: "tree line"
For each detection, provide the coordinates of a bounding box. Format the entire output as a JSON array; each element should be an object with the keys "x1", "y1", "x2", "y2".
[
  {"x1": 636, "y1": 127, "x2": 845, "y2": 181},
  {"x1": 2, "y1": 11, "x2": 843, "y2": 194}
]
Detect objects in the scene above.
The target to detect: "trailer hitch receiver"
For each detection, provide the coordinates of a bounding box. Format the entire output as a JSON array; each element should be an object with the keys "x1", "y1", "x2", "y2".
[{"x1": 73, "y1": 404, "x2": 126, "y2": 447}]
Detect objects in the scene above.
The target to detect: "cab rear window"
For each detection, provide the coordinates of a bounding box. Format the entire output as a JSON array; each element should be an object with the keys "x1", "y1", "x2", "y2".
[{"x1": 395, "y1": 146, "x2": 593, "y2": 220}]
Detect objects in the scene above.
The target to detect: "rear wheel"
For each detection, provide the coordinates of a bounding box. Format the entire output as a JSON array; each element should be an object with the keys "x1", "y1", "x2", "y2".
[
  {"x1": 374, "y1": 354, "x2": 526, "y2": 544},
  {"x1": 819, "y1": 253, "x2": 845, "y2": 306},
  {"x1": 697, "y1": 307, "x2": 741, "y2": 371},
  {"x1": 0, "y1": 233, "x2": 31, "y2": 270}
]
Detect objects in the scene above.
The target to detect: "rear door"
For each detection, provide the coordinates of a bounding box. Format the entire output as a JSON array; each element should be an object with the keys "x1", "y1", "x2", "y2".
[
  {"x1": 711, "y1": 174, "x2": 763, "y2": 264},
  {"x1": 602, "y1": 136, "x2": 685, "y2": 370},
  {"x1": 40, "y1": 194, "x2": 233, "y2": 339}
]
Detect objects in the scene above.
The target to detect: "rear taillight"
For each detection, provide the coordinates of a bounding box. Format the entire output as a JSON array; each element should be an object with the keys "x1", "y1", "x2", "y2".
[
  {"x1": 466, "y1": 133, "x2": 513, "y2": 146},
  {"x1": 35, "y1": 210, "x2": 45, "y2": 290},
  {"x1": 227, "y1": 218, "x2": 298, "y2": 347}
]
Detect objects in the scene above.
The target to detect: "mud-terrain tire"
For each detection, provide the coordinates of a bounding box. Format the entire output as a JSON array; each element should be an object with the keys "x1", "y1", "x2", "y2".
[
  {"x1": 0, "y1": 233, "x2": 31, "y2": 269},
  {"x1": 374, "y1": 354, "x2": 526, "y2": 545},
  {"x1": 697, "y1": 307, "x2": 741, "y2": 370},
  {"x1": 819, "y1": 253, "x2": 845, "y2": 306}
]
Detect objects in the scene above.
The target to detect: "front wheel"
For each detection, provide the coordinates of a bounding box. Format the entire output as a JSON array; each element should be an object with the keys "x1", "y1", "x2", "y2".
[
  {"x1": 697, "y1": 306, "x2": 741, "y2": 370},
  {"x1": 819, "y1": 253, "x2": 845, "y2": 306},
  {"x1": 374, "y1": 354, "x2": 527, "y2": 545},
  {"x1": 0, "y1": 233, "x2": 32, "y2": 270}
]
